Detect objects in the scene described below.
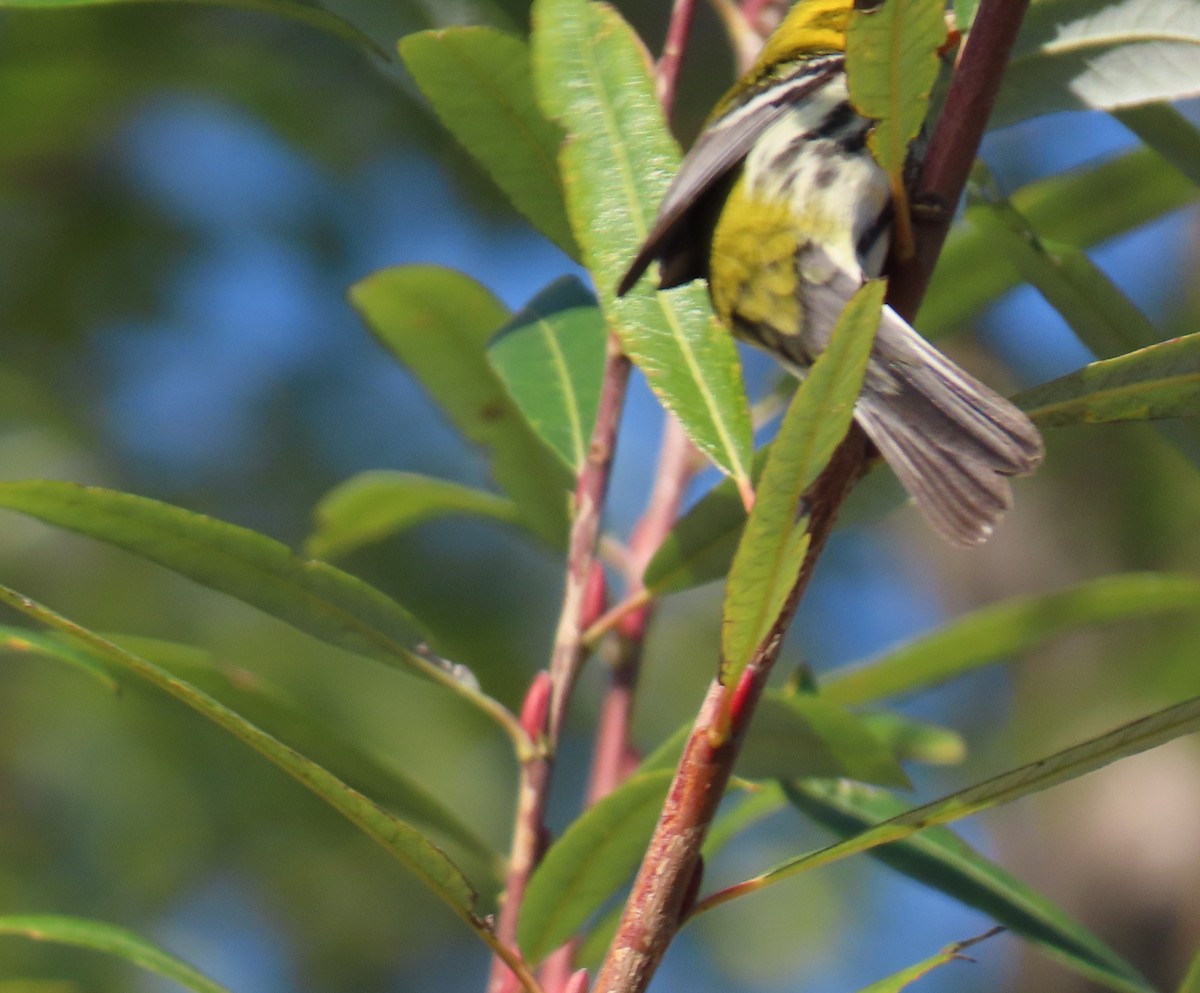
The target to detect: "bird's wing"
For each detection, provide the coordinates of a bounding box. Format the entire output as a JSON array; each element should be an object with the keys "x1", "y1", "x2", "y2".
[{"x1": 617, "y1": 57, "x2": 843, "y2": 296}]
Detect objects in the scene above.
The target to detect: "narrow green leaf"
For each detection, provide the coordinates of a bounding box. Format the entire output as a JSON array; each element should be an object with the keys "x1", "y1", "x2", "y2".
[
  {"x1": 851, "y1": 930, "x2": 1003, "y2": 993},
  {"x1": 721, "y1": 282, "x2": 884, "y2": 682},
  {"x1": 307, "y1": 470, "x2": 520, "y2": 560},
  {"x1": 921, "y1": 150, "x2": 1199, "y2": 336},
  {"x1": 0, "y1": 0, "x2": 387, "y2": 59},
  {"x1": 1113, "y1": 103, "x2": 1200, "y2": 188},
  {"x1": 0, "y1": 916, "x2": 233, "y2": 993},
  {"x1": 965, "y1": 188, "x2": 1162, "y2": 361},
  {"x1": 994, "y1": 0, "x2": 1200, "y2": 128},
  {"x1": 1016, "y1": 332, "x2": 1200, "y2": 427},
  {"x1": 735, "y1": 694, "x2": 1200, "y2": 893},
  {"x1": 738, "y1": 693, "x2": 909, "y2": 788},
  {"x1": 532, "y1": 0, "x2": 754, "y2": 487},
  {"x1": 1180, "y1": 945, "x2": 1200, "y2": 993},
  {"x1": 785, "y1": 780, "x2": 1154, "y2": 993},
  {"x1": 0, "y1": 591, "x2": 485, "y2": 932},
  {"x1": 847, "y1": 0, "x2": 946, "y2": 181},
  {"x1": 823, "y1": 573, "x2": 1200, "y2": 706},
  {"x1": 111, "y1": 633, "x2": 501, "y2": 878},
  {"x1": 399, "y1": 28, "x2": 579, "y2": 257},
  {"x1": 517, "y1": 769, "x2": 674, "y2": 965},
  {"x1": 351, "y1": 265, "x2": 572, "y2": 548},
  {"x1": 861, "y1": 712, "x2": 966, "y2": 767},
  {"x1": 0, "y1": 481, "x2": 524, "y2": 741},
  {"x1": 0, "y1": 625, "x2": 118, "y2": 690},
  {"x1": 488, "y1": 276, "x2": 607, "y2": 470}
]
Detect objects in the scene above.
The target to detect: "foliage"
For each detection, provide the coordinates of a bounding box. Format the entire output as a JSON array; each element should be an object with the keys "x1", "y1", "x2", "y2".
[{"x1": 2, "y1": 0, "x2": 1200, "y2": 992}]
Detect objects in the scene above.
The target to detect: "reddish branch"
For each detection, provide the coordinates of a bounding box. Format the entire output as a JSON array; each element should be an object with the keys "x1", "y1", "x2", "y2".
[{"x1": 590, "y1": 0, "x2": 1034, "y2": 990}]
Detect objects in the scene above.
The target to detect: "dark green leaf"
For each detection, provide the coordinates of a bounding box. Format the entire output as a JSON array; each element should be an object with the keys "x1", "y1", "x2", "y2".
[
  {"x1": 532, "y1": 0, "x2": 754, "y2": 487},
  {"x1": 1113, "y1": 103, "x2": 1200, "y2": 188},
  {"x1": 399, "y1": 28, "x2": 578, "y2": 257},
  {"x1": 785, "y1": 780, "x2": 1154, "y2": 993},
  {"x1": 307, "y1": 470, "x2": 520, "y2": 560},
  {"x1": 921, "y1": 150, "x2": 1199, "y2": 336},
  {"x1": 517, "y1": 769, "x2": 674, "y2": 965},
  {"x1": 488, "y1": 276, "x2": 607, "y2": 470},
  {"x1": 738, "y1": 693, "x2": 909, "y2": 788},
  {"x1": 0, "y1": 590, "x2": 485, "y2": 932},
  {"x1": 350, "y1": 264, "x2": 572, "y2": 547},
  {"x1": 823, "y1": 573, "x2": 1200, "y2": 706}
]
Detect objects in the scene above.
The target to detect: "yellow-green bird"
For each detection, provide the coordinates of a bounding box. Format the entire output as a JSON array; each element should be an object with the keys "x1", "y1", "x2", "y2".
[{"x1": 619, "y1": 0, "x2": 1043, "y2": 546}]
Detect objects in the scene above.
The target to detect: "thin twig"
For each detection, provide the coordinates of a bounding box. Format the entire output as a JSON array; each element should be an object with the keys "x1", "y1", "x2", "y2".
[
  {"x1": 487, "y1": 336, "x2": 632, "y2": 993},
  {"x1": 657, "y1": 0, "x2": 699, "y2": 119}
]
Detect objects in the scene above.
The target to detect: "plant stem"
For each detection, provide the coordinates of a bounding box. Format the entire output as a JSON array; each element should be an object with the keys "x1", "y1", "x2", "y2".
[
  {"x1": 657, "y1": 0, "x2": 698, "y2": 119},
  {"x1": 591, "y1": 0, "x2": 1033, "y2": 988},
  {"x1": 487, "y1": 336, "x2": 631, "y2": 993}
]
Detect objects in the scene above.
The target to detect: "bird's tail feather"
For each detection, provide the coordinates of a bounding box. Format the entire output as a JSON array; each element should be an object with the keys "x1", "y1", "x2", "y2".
[{"x1": 853, "y1": 306, "x2": 1043, "y2": 546}]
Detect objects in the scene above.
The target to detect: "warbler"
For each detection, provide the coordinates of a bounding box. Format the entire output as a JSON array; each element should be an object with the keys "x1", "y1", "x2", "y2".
[{"x1": 618, "y1": 0, "x2": 1043, "y2": 546}]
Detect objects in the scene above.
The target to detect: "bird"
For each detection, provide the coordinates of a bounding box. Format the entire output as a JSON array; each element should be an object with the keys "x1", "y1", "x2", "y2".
[{"x1": 617, "y1": 0, "x2": 1043, "y2": 546}]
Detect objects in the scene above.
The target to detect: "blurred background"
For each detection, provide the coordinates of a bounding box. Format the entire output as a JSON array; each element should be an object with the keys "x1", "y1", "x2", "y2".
[{"x1": 1, "y1": 2, "x2": 1199, "y2": 991}]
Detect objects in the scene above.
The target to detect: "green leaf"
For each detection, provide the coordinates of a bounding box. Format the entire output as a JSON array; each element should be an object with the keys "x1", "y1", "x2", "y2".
[
  {"x1": 399, "y1": 28, "x2": 579, "y2": 257},
  {"x1": 964, "y1": 187, "x2": 1163, "y2": 361},
  {"x1": 1113, "y1": 103, "x2": 1200, "y2": 188},
  {"x1": 111, "y1": 634, "x2": 501, "y2": 877},
  {"x1": 0, "y1": 625, "x2": 118, "y2": 691},
  {"x1": 0, "y1": 591, "x2": 485, "y2": 933},
  {"x1": 0, "y1": 0, "x2": 387, "y2": 59},
  {"x1": 847, "y1": 0, "x2": 946, "y2": 182},
  {"x1": 730, "y1": 694, "x2": 1200, "y2": 894},
  {"x1": 994, "y1": 0, "x2": 1200, "y2": 128},
  {"x1": 785, "y1": 780, "x2": 1154, "y2": 993},
  {"x1": 861, "y1": 712, "x2": 966, "y2": 767},
  {"x1": 517, "y1": 769, "x2": 674, "y2": 966},
  {"x1": 823, "y1": 573, "x2": 1200, "y2": 706},
  {"x1": 488, "y1": 276, "x2": 607, "y2": 470},
  {"x1": 0, "y1": 481, "x2": 523, "y2": 741},
  {"x1": 921, "y1": 150, "x2": 1199, "y2": 337},
  {"x1": 307, "y1": 470, "x2": 520, "y2": 560},
  {"x1": 850, "y1": 930, "x2": 1004, "y2": 993},
  {"x1": 721, "y1": 282, "x2": 884, "y2": 682},
  {"x1": 1016, "y1": 332, "x2": 1200, "y2": 427},
  {"x1": 1180, "y1": 945, "x2": 1200, "y2": 993},
  {"x1": 0, "y1": 916, "x2": 233, "y2": 993},
  {"x1": 350, "y1": 264, "x2": 572, "y2": 548},
  {"x1": 532, "y1": 0, "x2": 754, "y2": 488},
  {"x1": 738, "y1": 693, "x2": 909, "y2": 788}
]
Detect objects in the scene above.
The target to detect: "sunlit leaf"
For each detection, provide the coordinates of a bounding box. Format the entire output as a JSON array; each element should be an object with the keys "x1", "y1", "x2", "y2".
[
  {"x1": 721, "y1": 282, "x2": 883, "y2": 682},
  {"x1": 399, "y1": 28, "x2": 579, "y2": 257},
  {"x1": 488, "y1": 276, "x2": 607, "y2": 470},
  {"x1": 0, "y1": 916, "x2": 232, "y2": 993},
  {"x1": 822, "y1": 573, "x2": 1200, "y2": 706},
  {"x1": 518, "y1": 769, "x2": 674, "y2": 966},
  {"x1": 532, "y1": 0, "x2": 754, "y2": 487},
  {"x1": 1113, "y1": 103, "x2": 1200, "y2": 188},
  {"x1": 307, "y1": 471, "x2": 520, "y2": 560},
  {"x1": 785, "y1": 780, "x2": 1154, "y2": 993},
  {"x1": 994, "y1": 0, "x2": 1200, "y2": 128},
  {"x1": 351, "y1": 264, "x2": 572, "y2": 547},
  {"x1": 861, "y1": 712, "x2": 966, "y2": 766},
  {"x1": 1017, "y1": 333, "x2": 1200, "y2": 426}
]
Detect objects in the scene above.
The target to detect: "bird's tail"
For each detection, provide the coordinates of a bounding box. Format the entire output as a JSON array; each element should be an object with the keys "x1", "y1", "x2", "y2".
[{"x1": 852, "y1": 306, "x2": 1043, "y2": 546}]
